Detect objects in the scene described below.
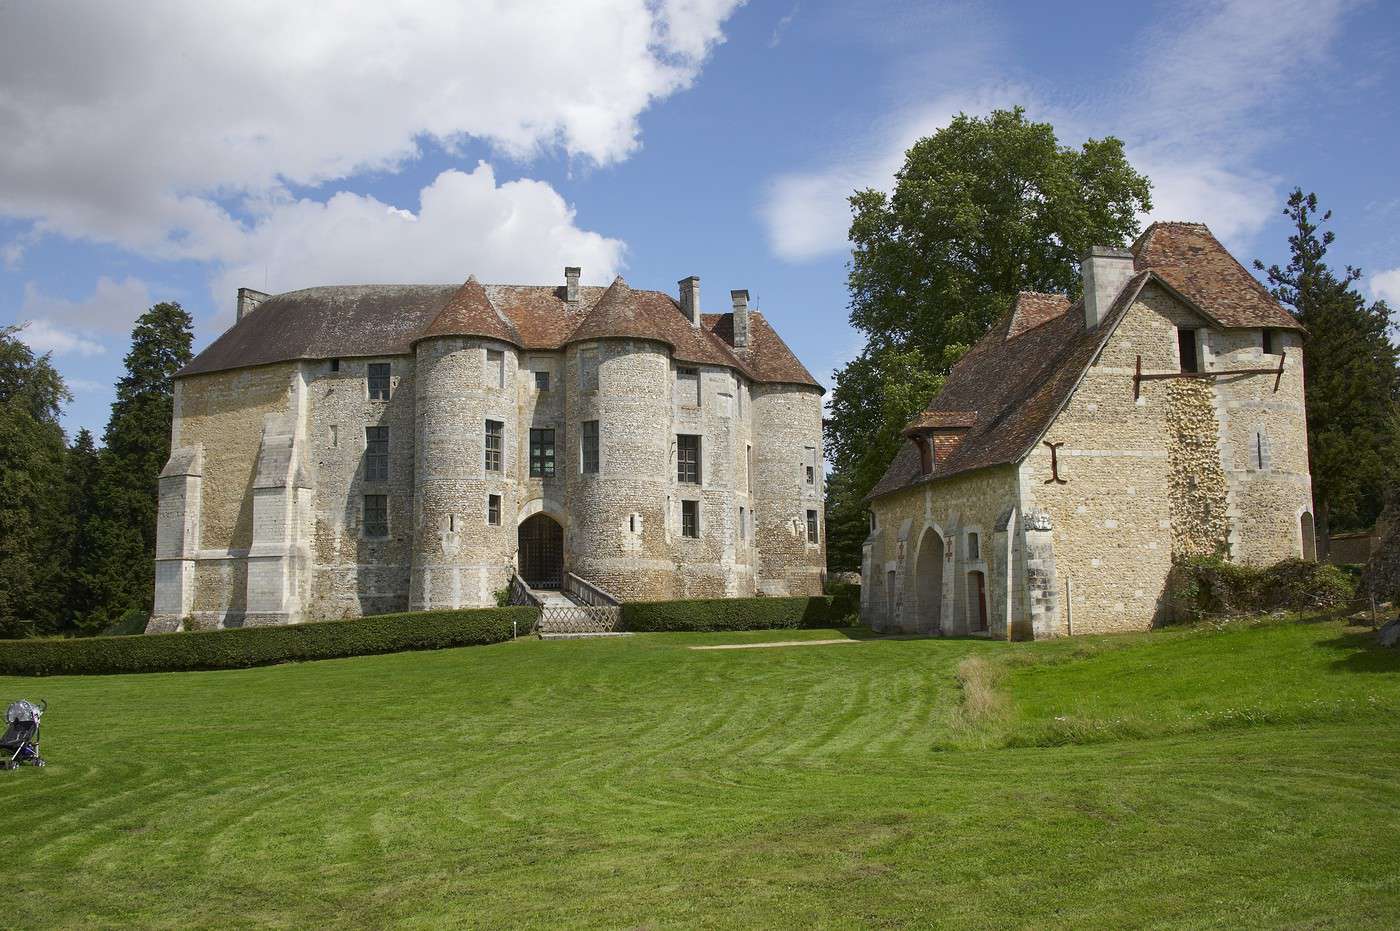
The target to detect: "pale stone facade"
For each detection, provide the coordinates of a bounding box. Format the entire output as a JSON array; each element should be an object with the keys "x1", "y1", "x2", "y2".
[
  {"x1": 863, "y1": 224, "x2": 1314, "y2": 638},
  {"x1": 151, "y1": 274, "x2": 825, "y2": 631}
]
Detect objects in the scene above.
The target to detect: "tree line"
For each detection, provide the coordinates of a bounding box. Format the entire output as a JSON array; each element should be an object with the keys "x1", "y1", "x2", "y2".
[
  {"x1": 825, "y1": 108, "x2": 1400, "y2": 571},
  {"x1": 0, "y1": 303, "x2": 192, "y2": 637}
]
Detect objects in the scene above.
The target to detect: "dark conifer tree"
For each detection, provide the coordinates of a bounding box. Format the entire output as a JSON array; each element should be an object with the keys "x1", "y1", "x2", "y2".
[
  {"x1": 82, "y1": 303, "x2": 194, "y2": 627},
  {"x1": 0, "y1": 326, "x2": 72, "y2": 636},
  {"x1": 60, "y1": 428, "x2": 102, "y2": 632},
  {"x1": 1255, "y1": 190, "x2": 1400, "y2": 550}
]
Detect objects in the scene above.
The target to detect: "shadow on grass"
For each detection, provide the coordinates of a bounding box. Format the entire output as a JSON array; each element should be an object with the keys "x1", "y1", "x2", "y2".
[{"x1": 1317, "y1": 627, "x2": 1400, "y2": 673}]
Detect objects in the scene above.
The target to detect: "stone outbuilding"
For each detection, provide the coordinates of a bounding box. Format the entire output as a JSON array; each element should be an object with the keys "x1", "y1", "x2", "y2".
[
  {"x1": 862, "y1": 222, "x2": 1314, "y2": 638},
  {"x1": 151, "y1": 270, "x2": 825, "y2": 631}
]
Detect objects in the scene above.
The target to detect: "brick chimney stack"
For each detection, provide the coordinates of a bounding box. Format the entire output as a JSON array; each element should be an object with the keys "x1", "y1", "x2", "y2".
[
  {"x1": 236, "y1": 287, "x2": 270, "y2": 323},
  {"x1": 564, "y1": 266, "x2": 581, "y2": 304},
  {"x1": 731, "y1": 289, "x2": 750, "y2": 349},
  {"x1": 679, "y1": 276, "x2": 701, "y2": 327},
  {"x1": 1081, "y1": 246, "x2": 1136, "y2": 330}
]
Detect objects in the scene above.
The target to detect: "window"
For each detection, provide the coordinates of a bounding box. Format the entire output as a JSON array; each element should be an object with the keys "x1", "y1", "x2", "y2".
[
  {"x1": 487, "y1": 494, "x2": 501, "y2": 526},
  {"x1": 746, "y1": 444, "x2": 753, "y2": 492},
  {"x1": 365, "y1": 426, "x2": 389, "y2": 482},
  {"x1": 737, "y1": 381, "x2": 744, "y2": 417},
  {"x1": 579, "y1": 348, "x2": 599, "y2": 392},
  {"x1": 804, "y1": 446, "x2": 817, "y2": 485},
  {"x1": 682, "y1": 500, "x2": 699, "y2": 538},
  {"x1": 677, "y1": 367, "x2": 700, "y2": 406},
  {"x1": 330, "y1": 425, "x2": 339, "y2": 448},
  {"x1": 806, "y1": 509, "x2": 819, "y2": 544},
  {"x1": 869, "y1": 511, "x2": 877, "y2": 533},
  {"x1": 486, "y1": 349, "x2": 505, "y2": 388},
  {"x1": 368, "y1": 362, "x2": 391, "y2": 400},
  {"x1": 1262, "y1": 329, "x2": 1276, "y2": 355},
  {"x1": 677, "y1": 434, "x2": 701, "y2": 484},
  {"x1": 484, "y1": 420, "x2": 503, "y2": 473},
  {"x1": 1177, "y1": 328, "x2": 1199, "y2": 373},
  {"x1": 530, "y1": 428, "x2": 556, "y2": 477},
  {"x1": 363, "y1": 494, "x2": 388, "y2": 537},
  {"x1": 330, "y1": 358, "x2": 340, "y2": 373},
  {"x1": 448, "y1": 514, "x2": 456, "y2": 533},
  {"x1": 1255, "y1": 431, "x2": 1271, "y2": 470},
  {"x1": 967, "y1": 532, "x2": 980, "y2": 561},
  {"x1": 534, "y1": 369, "x2": 550, "y2": 391},
  {"x1": 581, "y1": 420, "x2": 600, "y2": 474},
  {"x1": 738, "y1": 506, "x2": 746, "y2": 541}
]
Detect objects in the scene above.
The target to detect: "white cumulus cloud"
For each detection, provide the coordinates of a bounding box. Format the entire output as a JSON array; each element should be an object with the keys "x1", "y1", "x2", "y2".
[
  {"x1": 208, "y1": 163, "x2": 626, "y2": 330},
  {"x1": 0, "y1": 0, "x2": 743, "y2": 259},
  {"x1": 15, "y1": 276, "x2": 154, "y2": 357},
  {"x1": 1371, "y1": 268, "x2": 1400, "y2": 306}
]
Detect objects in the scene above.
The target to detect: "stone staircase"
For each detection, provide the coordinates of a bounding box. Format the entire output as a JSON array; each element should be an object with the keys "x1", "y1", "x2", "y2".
[{"x1": 510, "y1": 571, "x2": 626, "y2": 637}]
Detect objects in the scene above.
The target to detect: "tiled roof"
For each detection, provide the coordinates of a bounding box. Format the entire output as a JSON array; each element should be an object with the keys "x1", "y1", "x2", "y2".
[
  {"x1": 180, "y1": 278, "x2": 821, "y2": 390},
  {"x1": 416, "y1": 276, "x2": 521, "y2": 346},
  {"x1": 867, "y1": 221, "x2": 1298, "y2": 501},
  {"x1": 1132, "y1": 222, "x2": 1302, "y2": 331}
]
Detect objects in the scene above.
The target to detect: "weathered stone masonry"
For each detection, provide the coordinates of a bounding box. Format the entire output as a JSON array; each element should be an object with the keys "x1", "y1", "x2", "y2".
[
  {"x1": 863, "y1": 223, "x2": 1313, "y2": 638},
  {"x1": 151, "y1": 273, "x2": 825, "y2": 631}
]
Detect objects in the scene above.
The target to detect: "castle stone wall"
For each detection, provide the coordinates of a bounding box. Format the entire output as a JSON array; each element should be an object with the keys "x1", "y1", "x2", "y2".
[{"x1": 751, "y1": 385, "x2": 826, "y2": 596}]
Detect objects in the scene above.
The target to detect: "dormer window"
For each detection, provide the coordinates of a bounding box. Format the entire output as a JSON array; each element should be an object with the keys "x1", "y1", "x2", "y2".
[{"x1": 916, "y1": 437, "x2": 933, "y2": 475}]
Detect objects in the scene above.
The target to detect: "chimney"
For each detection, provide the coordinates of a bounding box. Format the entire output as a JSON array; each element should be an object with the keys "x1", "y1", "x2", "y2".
[
  {"x1": 236, "y1": 287, "x2": 270, "y2": 323},
  {"x1": 730, "y1": 289, "x2": 750, "y2": 349},
  {"x1": 564, "y1": 266, "x2": 581, "y2": 304},
  {"x1": 1081, "y1": 246, "x2": 1136, "y2": 330},
  {"x1": 678, "y1": 276, "x2": 700, "y2": 327}
]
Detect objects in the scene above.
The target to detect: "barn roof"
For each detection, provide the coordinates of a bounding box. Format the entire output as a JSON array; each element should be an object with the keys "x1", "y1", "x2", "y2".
[{"x1": 867, "y1": 221, "x2": 1297, "y2": 501}]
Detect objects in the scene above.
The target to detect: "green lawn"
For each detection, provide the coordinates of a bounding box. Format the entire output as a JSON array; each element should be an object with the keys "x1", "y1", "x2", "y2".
[{"x1": 3, "y1": 618, "x2": 1399, "y2": 928}]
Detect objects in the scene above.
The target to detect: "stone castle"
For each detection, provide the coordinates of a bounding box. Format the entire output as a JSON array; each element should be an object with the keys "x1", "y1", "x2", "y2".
[
  {"x1": 151, "y1": 270, "x2": 825, "y2": 631},
  {"x1": 863, "y1": 222, "x2": 1314, "y2": 638}
]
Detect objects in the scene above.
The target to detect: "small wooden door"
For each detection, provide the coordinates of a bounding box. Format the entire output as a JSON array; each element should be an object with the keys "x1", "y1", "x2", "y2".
[
  {"x1": 970, "y1": 571, "x2": 988, "y2": 632},
  {"x1": 519, "y1": 514, "x2": 563, "y2": 589}
]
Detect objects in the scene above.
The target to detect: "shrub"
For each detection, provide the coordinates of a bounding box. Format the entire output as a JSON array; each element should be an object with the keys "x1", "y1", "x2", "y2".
[
  {"x1": 826, "y1": 581, "x2": 861, "y2": 618},
  {"x1": 621, "y1": 595, "x2": 849, "y2": 632},
  {"x1": 102, "y1": 609, "x2": 151, "y2": 637},
  {"x1": 0, "y1": 606, "x2": 538, "y2": 677},
  {"x1": 1167, "y1": 555, "x2": 1356, "y2": 622}
]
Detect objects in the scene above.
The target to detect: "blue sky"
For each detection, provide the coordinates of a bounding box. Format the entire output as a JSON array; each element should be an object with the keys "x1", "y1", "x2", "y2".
[{"x1": 2, "y1": 0, "x2": 1397, "y2": 440}]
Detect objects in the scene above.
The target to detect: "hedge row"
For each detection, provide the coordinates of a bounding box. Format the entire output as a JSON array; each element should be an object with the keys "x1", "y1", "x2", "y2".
[
  {"x1": 621, "y1": 595, "x2": 854, "y2": 633},
  {"x1": 1166, "y1": 556, "x2": 1356, "y2": 621},
  {"x1": 0, "y1": 607, "x2": 538, "y2": 677}
]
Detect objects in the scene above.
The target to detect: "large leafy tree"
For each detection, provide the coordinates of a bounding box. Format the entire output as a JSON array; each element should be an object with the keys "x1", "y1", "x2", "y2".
[
  {"x1": 1255, "y1": 190, "x2": 1400, "y2": 546},
  {"x1": 0, "y1": 326, "x2": 73, "y2": 636},
  {"x1": 80, "y1": 303, "x2": 193, "y2": 628},
  {"x1": 825, "y1": 107, "x2": 1152, "y2": 571}
]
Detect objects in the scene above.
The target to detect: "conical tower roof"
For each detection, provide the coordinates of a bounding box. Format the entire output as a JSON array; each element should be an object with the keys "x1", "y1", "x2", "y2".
[
  {"x1": 565, "y1": 276, "x2": 677, "y2": 349},
  {"x1": 415, "y1": 275, "x2": 521, "y2": 346}
]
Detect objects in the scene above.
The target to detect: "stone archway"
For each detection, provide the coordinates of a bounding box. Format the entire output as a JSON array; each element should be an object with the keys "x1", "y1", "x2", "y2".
[
  {"x1": 518, "y1": 513, "x2": 564, "y2": 588},
  {"x1": 913, "y1": 526, "x2": 944, "y2": 633}
]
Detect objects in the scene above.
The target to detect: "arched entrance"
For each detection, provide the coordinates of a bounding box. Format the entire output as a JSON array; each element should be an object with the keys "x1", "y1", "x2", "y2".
[
  {"x1": 1300, "y1": 512, "x2": 1317, "y2": 562},
  {"x1": 519, "y1": 513, "x2": 563, "y2": 588},
  {"x1": 914, "y1": 527, "x2": 944, "y2": 633}
]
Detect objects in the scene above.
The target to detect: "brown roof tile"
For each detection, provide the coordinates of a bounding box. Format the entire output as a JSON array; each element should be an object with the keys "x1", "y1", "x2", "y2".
[
  {"x1": 868, "y1": 221, "x2": 1299, "y2": 502},
  {"x1": 1132, "y1": 222, "x2": 1301, "y2": 330},
  {"x1": 179, "y1": 278, "x2": 821, "y2": 391},
  {"x1": 416, "y1": 276, "x2": 521, "y2": 346}
]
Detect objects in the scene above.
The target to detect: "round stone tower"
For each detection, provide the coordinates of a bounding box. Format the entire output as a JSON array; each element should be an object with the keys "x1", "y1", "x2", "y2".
[
  {"x1": 562, "y1": 277, "x2": 677, "y2": 599},
  {"x1": 751, "y1": 382, "x2": 826, "y2": 595},
  {"x1": 409, "y1": 277, "x2": 523, "y2": 609}
]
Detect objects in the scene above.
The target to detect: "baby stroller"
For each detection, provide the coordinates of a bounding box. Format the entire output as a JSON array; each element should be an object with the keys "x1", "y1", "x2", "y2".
[{"x1": 2, "y1": 699, "x2": 46, "y2": 769}]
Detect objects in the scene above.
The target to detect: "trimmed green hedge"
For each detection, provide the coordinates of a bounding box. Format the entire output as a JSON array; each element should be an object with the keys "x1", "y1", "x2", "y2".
[
  {"x1": 0, "y1": 607, "x2": 538, "y2": 677},
  {"x1": 621, "y1": 595, "x2": 853, "y2": 633}
]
